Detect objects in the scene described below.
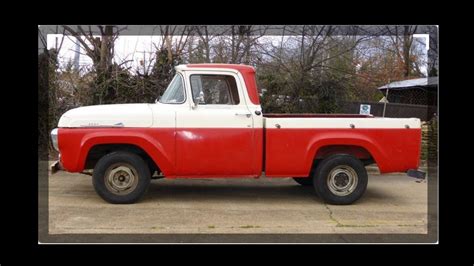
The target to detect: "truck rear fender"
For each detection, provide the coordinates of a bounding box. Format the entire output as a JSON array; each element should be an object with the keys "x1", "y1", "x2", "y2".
[{"x1": 306, "y1": 132, "x2": 388, "y2": 173}]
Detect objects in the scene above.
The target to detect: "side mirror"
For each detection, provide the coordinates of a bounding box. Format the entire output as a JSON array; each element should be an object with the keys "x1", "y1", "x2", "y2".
[
  {"x1": 192, "y1": 92, "x2": 205, "y2": 109},
  {"x1": 155, "y1": 96, "x2": 161, "y2": 103}
]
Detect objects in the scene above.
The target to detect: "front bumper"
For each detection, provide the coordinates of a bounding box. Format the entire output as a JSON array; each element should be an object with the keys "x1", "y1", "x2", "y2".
[{"x1": 51, "y1": 128, "x2": 59, "y2": 152}]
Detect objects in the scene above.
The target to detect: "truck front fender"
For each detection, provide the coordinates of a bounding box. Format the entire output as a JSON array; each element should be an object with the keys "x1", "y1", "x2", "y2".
[{"x1": 58, "y1": 128, "x2": 176, "y2": 175}]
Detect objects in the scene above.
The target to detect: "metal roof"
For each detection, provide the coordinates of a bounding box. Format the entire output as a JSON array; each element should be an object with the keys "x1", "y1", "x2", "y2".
[{"x1": 378, "y1": 77, "x2": 438, "y2": 90}]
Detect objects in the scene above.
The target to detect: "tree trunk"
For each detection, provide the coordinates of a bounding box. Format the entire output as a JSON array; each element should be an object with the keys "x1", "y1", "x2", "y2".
[
  {"x1": 165, "y1": 35, "x2": 173, "y2": 64},
  {"x1": 403, "y1": 26, "x2": 412, "y2": 77},
  {"x1": 231, "y1": 26, "x2": 236, "y2": 63},
  {"x1": 204, "y1": 27, "x2": 210, "y2": 62}
]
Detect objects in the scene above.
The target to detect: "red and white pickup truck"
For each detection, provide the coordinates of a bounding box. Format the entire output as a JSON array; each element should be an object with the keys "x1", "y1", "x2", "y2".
[{"x1": 51, "y1": 64, "x2": 424, "y2": 205}]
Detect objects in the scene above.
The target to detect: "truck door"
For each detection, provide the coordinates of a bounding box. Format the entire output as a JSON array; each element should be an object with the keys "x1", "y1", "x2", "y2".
[{"x1": 175, "y1": 71, "x2": 258, "y2": 177}]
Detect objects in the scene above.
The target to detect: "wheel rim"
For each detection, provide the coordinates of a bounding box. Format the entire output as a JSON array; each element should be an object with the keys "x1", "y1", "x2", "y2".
[
  {"x1": 327, "y1": 165, "x2": 358, "y2": 196},
  {"x1": 104, "y1": 163, "x2": 139, "y2": 195}
]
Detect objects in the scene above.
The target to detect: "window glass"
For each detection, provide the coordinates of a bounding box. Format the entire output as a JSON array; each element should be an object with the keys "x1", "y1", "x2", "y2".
[
  {"x1": 190, "y1": 75, "x2": 240, "y2": 105},
  {"x1": 159, "y1": 74, "x2": 185, "y2": 104}
]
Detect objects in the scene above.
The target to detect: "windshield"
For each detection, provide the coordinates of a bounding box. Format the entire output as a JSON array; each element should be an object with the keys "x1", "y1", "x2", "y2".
[{"x1": 159, "y1": 74, "x2": 185, "y2": 104}]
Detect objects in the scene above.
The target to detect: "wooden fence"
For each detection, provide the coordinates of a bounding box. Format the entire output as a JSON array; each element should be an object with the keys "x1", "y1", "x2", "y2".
[{"x1": 341, "y1": 101, "x2": 437, "y2": 121}]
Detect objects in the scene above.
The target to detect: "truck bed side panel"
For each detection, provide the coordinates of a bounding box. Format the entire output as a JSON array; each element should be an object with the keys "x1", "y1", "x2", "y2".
[{"x1": 264, "y1": 117, "x2": 421, "y2": 177}]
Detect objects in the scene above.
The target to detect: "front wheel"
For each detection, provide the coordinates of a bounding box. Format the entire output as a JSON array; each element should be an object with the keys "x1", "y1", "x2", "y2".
[
  {"x1": 92, "y1": 151, "x2": 151, "y2": 204},
  {"x1": 313, "y1": 154, "x2": 368, "y2": 205}
]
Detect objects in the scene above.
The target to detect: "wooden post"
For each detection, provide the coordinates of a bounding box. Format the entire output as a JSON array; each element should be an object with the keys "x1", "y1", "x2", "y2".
[{"x1": 383, "y1": 81, "x2": 390, "y2": 117}]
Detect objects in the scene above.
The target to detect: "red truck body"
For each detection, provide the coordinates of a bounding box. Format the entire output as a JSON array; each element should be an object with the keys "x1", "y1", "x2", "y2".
[{"x1": 56, "y1": 64, "x2": 421, "y2": 178}]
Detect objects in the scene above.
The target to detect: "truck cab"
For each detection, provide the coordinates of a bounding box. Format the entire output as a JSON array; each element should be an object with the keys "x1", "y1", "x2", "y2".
[{"x1": 162, "y1": 64, "x2": 264, "y2": 177}]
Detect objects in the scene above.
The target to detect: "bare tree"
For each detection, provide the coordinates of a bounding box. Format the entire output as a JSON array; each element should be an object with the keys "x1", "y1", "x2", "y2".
[
  {"x1": 225, "y1": 25, "x2": 268, "y2": 64},
  {"x1": 62, "y1": 25, "x2": 122, "y2": 72},
  {"x1": 154, "y1": 25, "x2": 193, "y2": 64},
  {"x1": 386, "y1": 25, "x2": 419, "y2": 78},
  {"x1": 194, "y1": 26, "x2": 212, "y2": 62},
  {"x1": 61, "y1": 25, "x2": 127, "y2": 104},
  {"x1": 427, "y1": 26, "x2": 438, "y2": 76}
]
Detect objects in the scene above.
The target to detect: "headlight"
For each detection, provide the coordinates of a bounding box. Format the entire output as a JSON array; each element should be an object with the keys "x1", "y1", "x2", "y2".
[{"x1": 51, "y1": 128, "x2": 59, "y2": 151}]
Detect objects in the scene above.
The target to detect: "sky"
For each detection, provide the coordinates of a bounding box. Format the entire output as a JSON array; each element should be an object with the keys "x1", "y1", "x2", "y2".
[
  {"x1": 47, "y1": 35, "x2": 163, "y2": 71},
  {"x1": 47, "y1": 34, "x2": 429, "y2": 76}
]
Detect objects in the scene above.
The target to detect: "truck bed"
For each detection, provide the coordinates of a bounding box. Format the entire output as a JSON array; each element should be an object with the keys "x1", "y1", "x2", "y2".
[{"x1": 263, "y1": 115, "x2": 421, "y2": 177}]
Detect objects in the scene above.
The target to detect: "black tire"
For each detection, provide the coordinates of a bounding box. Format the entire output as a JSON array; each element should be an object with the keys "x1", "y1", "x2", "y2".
[
  {"x1": 92, "y1": 151, "x2": 151, "y2": 204},
  {"x1": 293, "y1": 177, "x2": 313, "y2": 186},
  {"x1": 313, "y1": 154, "x2": 368, "y2": 205}
]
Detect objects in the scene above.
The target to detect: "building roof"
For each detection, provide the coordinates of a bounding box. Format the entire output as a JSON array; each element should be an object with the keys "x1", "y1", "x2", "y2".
[{"x1": 378, "y1": 77, "x2": 438, "y2": 90}]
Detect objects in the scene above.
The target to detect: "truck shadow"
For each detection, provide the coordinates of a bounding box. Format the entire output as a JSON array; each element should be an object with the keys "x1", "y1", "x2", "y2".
[
  {"x1": 142, "y1": 180, "x2": 396, "y2": 204},
  {"x1": 144, "y1": 181, "x2": 320, "y2": 203}
]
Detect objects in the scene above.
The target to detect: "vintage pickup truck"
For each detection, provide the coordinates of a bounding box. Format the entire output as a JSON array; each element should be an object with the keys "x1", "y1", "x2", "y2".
[{"x1": 50, "y1": 63, "x2": 424, "y2": 205}]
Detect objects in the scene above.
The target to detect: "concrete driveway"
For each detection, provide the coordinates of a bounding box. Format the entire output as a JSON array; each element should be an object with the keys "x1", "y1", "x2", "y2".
[{"x1": 47, "y1": 168, "x2": 428, "y2": 235}]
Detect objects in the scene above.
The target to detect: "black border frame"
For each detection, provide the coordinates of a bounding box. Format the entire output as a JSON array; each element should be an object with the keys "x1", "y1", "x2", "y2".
[{"x1": 37, "y1": 25, "x2": 438, "y2": 244}]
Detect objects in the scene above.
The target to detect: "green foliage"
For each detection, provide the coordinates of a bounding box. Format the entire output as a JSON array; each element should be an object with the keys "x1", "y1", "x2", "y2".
[
  {"x1": 188, "y1": 40, "x2": 209, "y2": 63},
  {"x1": 257, "y1": 38, "x2": 357, "y2": 114},
  {"x1": 38, "y1": 48, "x2": 64, "y2": 158},
  {"x1": 149, "y1": 49, "x2": 182, "y2": 98}
]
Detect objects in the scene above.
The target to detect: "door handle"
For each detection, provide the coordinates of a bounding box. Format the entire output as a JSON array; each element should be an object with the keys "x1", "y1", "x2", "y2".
[{"x1": 235, "y1": 112, "x2": 252, "y2": 118}]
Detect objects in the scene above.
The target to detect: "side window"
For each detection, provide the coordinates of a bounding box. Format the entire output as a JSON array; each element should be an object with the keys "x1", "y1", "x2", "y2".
[
  {"x1": 159, "y1": 74, "x2": 185, "y2": 104},
  {"x1": 190, "y1": 75, "x2": 240, "y2": 105}
]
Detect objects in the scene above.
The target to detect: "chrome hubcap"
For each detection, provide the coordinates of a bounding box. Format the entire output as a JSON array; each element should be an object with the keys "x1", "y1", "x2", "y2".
[
  {"x1": 327, "y1": 166, "x2": 358, "y2": 196},
  {"x1": 104, "y1": 163, "x2": 139, "y2": 195}
]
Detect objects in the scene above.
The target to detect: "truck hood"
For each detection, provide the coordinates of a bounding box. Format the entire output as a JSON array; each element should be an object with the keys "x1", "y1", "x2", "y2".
[{"x1": 58, "y1": 104, "x2": 153, "y2": 128}]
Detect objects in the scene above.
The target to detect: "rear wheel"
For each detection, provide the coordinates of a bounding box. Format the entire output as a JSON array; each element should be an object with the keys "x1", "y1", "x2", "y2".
[
  {"x1": 92, "y1": 151, "x2": 151, "y2": 204},
  {"x1": 313, "y1": 154, "x2": 368, "y2": 205}
]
